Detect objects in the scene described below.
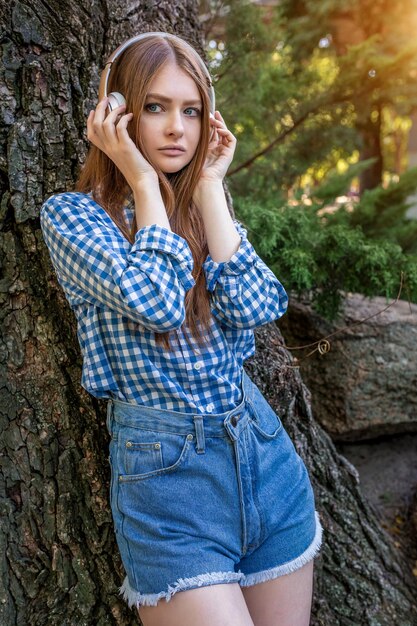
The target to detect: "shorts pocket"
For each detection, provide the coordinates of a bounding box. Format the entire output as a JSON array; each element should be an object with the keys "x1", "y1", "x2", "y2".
[
  {"x1": 124, "y1": 440, "x2": 163, "y2": 475},
  {"x1": 116, "y1": 424, "x2": 193, "y2": 483},
  {"x1": 247, "y1": 392, "x2": 283, "y2": 439}
]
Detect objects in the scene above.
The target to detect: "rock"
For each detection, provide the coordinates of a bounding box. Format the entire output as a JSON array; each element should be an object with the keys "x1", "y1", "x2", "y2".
[
  {"x1": 336, "y1": 433, "x2": 417, "y2": 524},
  {"x1": 279, "y1": 294, "x2": 417, "y2": 441}
]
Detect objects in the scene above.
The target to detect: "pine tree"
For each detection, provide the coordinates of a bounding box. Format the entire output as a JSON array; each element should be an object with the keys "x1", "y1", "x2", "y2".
[
  {"x1": 207, "y1": 0, "x2": 417, "y2": 198},
  {"x1": 204, "y1": 0, "x2": 417, "y2": 315}
]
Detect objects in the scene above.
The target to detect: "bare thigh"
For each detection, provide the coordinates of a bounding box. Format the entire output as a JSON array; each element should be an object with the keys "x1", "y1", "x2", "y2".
[
  {"x1": 241, "y1": 559, "x2": 315, "y2": 626},
  {"x1": 138, "y1": 582, "x2": 255, "y2": 626}
]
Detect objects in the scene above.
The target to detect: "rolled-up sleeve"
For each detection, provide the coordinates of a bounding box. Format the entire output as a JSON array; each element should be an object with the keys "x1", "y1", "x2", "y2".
[
  {"x1": 40, "y1": 193, "x2": 195, "y2": 332},
  {"x1": 202, "y1": 219, "x2": 288, "y2": 329}
]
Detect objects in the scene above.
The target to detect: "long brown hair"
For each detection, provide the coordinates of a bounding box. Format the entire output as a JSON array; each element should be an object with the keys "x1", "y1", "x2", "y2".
[{"x1": 75, "y1": 34, "x2": 220, "y2": 350}]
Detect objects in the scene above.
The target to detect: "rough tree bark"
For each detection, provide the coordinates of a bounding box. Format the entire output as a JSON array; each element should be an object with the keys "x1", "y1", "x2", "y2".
[{"x1": 1, "y1": 1, "x2": 417, "y2": 625}]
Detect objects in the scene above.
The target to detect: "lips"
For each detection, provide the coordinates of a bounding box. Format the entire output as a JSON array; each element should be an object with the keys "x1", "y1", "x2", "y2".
[
  {"x1": 159, "y1": 145, "x2": 186, "y2": 152},
  {"x1": 159, "y1": 148, "x2": 186, "y2": 156}
]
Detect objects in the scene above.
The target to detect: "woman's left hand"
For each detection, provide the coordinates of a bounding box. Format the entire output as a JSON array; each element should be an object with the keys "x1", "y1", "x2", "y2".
[{"x1": 198, "y1": 111, "x2": 237, "y2": 183}]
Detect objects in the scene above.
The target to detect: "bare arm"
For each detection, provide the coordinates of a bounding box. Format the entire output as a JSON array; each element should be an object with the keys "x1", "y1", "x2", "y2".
[
  {"x1": 192, "y1": 180, "x2": 241, "y2": 262},
  {"x1": 191, "y1": 114, "x2": 288, "y2": 329},
  {"x1": 132, "y1": 178, "x2": 171, "y2": 231}
]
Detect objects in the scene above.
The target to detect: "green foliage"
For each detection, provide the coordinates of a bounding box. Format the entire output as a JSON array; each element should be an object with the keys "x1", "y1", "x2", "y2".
[
  {"x1": 235, "y1": 196, "x2": 417, "y2": 319},
  {"x1": 209, "y1": 0, "x2": 417, "y2": 198},
  {"x1": 320, "y1": 166, "x2": 417, "y2": 253},
  {"x1": 205, "y1": 0, "x2": 417, "y2": 317},
  {"x1": 208, "y1": 0, "x2": 362, "y2": 198},
  {"x1": 311, "y1": 159, "x2": 376, "y2": 204}
]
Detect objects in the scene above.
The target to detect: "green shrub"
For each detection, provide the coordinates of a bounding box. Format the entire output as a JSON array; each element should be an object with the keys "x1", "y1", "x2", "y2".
[{"x1": 235, "y1": 194, "x2": 417, "y2": 319}]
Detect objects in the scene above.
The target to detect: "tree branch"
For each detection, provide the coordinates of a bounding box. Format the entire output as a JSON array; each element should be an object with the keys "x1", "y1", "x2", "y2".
[{"x1": 227, "y1": 108, "x2": 314, "y2": 176}]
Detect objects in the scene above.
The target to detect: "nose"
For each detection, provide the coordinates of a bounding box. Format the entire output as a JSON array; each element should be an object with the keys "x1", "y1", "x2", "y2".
[{"x1": 166, "y1": 109, "x2": 185, "y2": 137}]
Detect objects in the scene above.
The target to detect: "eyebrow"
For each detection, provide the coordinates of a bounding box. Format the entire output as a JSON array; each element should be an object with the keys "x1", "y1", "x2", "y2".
[{"x1": 145, "y1": 92, "x2": 202, "y2": 105}]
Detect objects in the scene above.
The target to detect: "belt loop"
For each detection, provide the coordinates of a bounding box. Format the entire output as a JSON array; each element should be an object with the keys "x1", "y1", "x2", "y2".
[
  {"x1": 106, "y1": 399, "x2": 114, "y2": 436},
  {"x1": 193, "y1": 415, "x2": 206, "y2": 454},
  {"x1": 242, "y1": 370, "x2": 252, "y2": 405}
]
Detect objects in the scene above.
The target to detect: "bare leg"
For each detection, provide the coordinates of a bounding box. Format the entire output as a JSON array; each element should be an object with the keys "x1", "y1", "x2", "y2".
[
  {"x1": 137, "y1": 582, "x2": 255, "y2": 626},
  {"x1": 241, "y1": 559, "x2": 315, "y2": 626}
]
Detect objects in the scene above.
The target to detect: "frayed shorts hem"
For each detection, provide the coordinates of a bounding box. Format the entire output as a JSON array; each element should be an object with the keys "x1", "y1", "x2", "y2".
[
  {"x1": 239, "y1": 510, "x2": 323, "y2": 587},
  {"x1": 119, "y1": 570, "x2": 245, "y2": 608},
  {"x1": 119, "y1": 511, "x2": 323, "y2": 609}
]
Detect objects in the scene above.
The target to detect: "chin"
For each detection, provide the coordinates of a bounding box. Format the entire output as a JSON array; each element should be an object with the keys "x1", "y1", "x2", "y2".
[
  {"x1": 151, "y1": 151, "x2": 195, "y2": 175},
  {"x1": 161, "y1": 164, "x2": 185, "y2": 173},
  {"x1": 160, "y1": 160, "x2": 192, "y2": 175}
]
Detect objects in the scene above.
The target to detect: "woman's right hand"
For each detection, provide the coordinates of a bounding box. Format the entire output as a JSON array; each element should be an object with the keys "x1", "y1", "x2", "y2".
[{"x1": 87, "y1": 97, "x2": 158, "y2": 190}]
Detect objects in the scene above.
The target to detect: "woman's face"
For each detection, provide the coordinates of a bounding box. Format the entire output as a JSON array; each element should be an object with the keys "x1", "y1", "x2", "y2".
[{"x1": 139, "y1": 61, "x2": 203, "y2": 174}]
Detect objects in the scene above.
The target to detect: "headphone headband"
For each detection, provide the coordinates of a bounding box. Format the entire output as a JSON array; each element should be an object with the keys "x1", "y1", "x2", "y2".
[{"x1": 98, "y1": 32, "x2": 215, "y2": 113}]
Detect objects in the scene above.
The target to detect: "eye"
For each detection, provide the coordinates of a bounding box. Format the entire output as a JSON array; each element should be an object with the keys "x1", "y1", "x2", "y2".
[
  {"x1": 184, "y1": 108, "x2": 201, "y2": 117},
  {"x1": 145, "y1": 103, "x2": 162, "y2": 113}
]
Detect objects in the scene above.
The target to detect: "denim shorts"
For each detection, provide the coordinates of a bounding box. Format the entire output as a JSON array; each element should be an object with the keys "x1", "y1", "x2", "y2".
[{"x1": 106, "y1": 369, "x2": 323, "y2": 610}]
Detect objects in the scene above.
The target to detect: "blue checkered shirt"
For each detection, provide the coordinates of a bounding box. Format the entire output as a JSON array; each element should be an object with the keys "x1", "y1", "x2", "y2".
[{"x1": 40, "y1": 192, "x2": 288, "y2": 414}]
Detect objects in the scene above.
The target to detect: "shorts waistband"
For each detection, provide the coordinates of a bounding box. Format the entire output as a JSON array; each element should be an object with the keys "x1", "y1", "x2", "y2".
[{"x1": 106, "y1": 370, "x2": 257, "y2": 440}]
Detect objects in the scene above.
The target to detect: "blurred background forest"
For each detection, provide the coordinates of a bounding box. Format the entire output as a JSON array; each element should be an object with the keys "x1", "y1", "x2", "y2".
[
  {"x1": 199, "y1": 0, "x2": 417, "y2": 317},
  {"x1": 198, "y1": 0, "x2": 417, "y2": 567}
]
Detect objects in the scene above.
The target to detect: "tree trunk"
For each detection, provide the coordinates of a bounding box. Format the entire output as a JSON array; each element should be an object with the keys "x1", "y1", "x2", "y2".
[
  {"x1": 0, "y1": 2, "x2": 203, "y2": 625},
  {"x1": 1, "y1": 1, "x2": 416, "y2": 624},
  {"x1": 358, "y1": 103, "x2": 384, "y2": 194}
]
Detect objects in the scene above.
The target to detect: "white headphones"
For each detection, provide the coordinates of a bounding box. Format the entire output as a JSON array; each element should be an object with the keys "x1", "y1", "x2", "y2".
[{"x1": 98, "y1": 31, "x2": 216, "y2": 116}]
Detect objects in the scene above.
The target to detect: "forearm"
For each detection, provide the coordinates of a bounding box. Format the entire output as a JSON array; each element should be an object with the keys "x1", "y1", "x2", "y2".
[
  {"x1": 193, "y1": 180, "x2": 241, "y2": 262},
  {"x1": 133, "y1": 177, "x2": 171, "y2": 231}
]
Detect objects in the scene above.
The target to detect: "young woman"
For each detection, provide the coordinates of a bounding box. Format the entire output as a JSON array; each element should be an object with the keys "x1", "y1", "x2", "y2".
[{"x1": 40, "y1": 32, "x2": 323, "y2": 626}]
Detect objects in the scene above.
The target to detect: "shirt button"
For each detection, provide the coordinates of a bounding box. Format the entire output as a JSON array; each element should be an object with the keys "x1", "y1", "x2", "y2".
[
  {"x1": 194, "y1": 361, "x2": 203, "y2": 370},
  {"x1": 206, "y1": 403, "x2": 214, "y2": 413}
]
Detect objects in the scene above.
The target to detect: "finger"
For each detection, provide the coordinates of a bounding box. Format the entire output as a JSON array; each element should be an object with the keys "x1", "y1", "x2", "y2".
[
  {"x1": 115, "y1": 112, "x2": 134, "y2": 138},
  {"x1": 91, "y1": 99, "x2": 112, "y2": 140},
  {"x1": 102, "y1": 103, "x2": 127, "y2": 141},
  {"x1": 217, "y1": 130, "x2": 236, "y2": 149},
  {"x1": 104, "y1": 102, "x2": 126, "y2": 123},
  {"x1": 87, "y1": 110, "x2": 102, "y2": 146},
  {"x1": 212, "y1": 121, "x2": 228, "y2": 136},
  {"x1": 217, "y1": 112, "x2": 229, "y2": 130},
  {"x1": 93, "y1": 97, "x2": 110, "y2": 125},
  {"x1": 209, "y1": 122, "x2": 224, "y2": 144},
  {"x1": 87, "y1": 109, "x2": 94, "y2": 130},
  {"x1": 211, "y1": 117, "x2": 225, "y2": 127},
  {"x1": 216, "y1": 128, "x2": 235, "y2": 141},
  {"x1": 209, "y1": 126, "x2": 218, "y2": 144}
]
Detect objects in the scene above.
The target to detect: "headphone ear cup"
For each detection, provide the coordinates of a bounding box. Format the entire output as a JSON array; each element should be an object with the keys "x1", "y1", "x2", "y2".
[{"x1": 107, "y1": 91, "x2": 126, "y2": 111}]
